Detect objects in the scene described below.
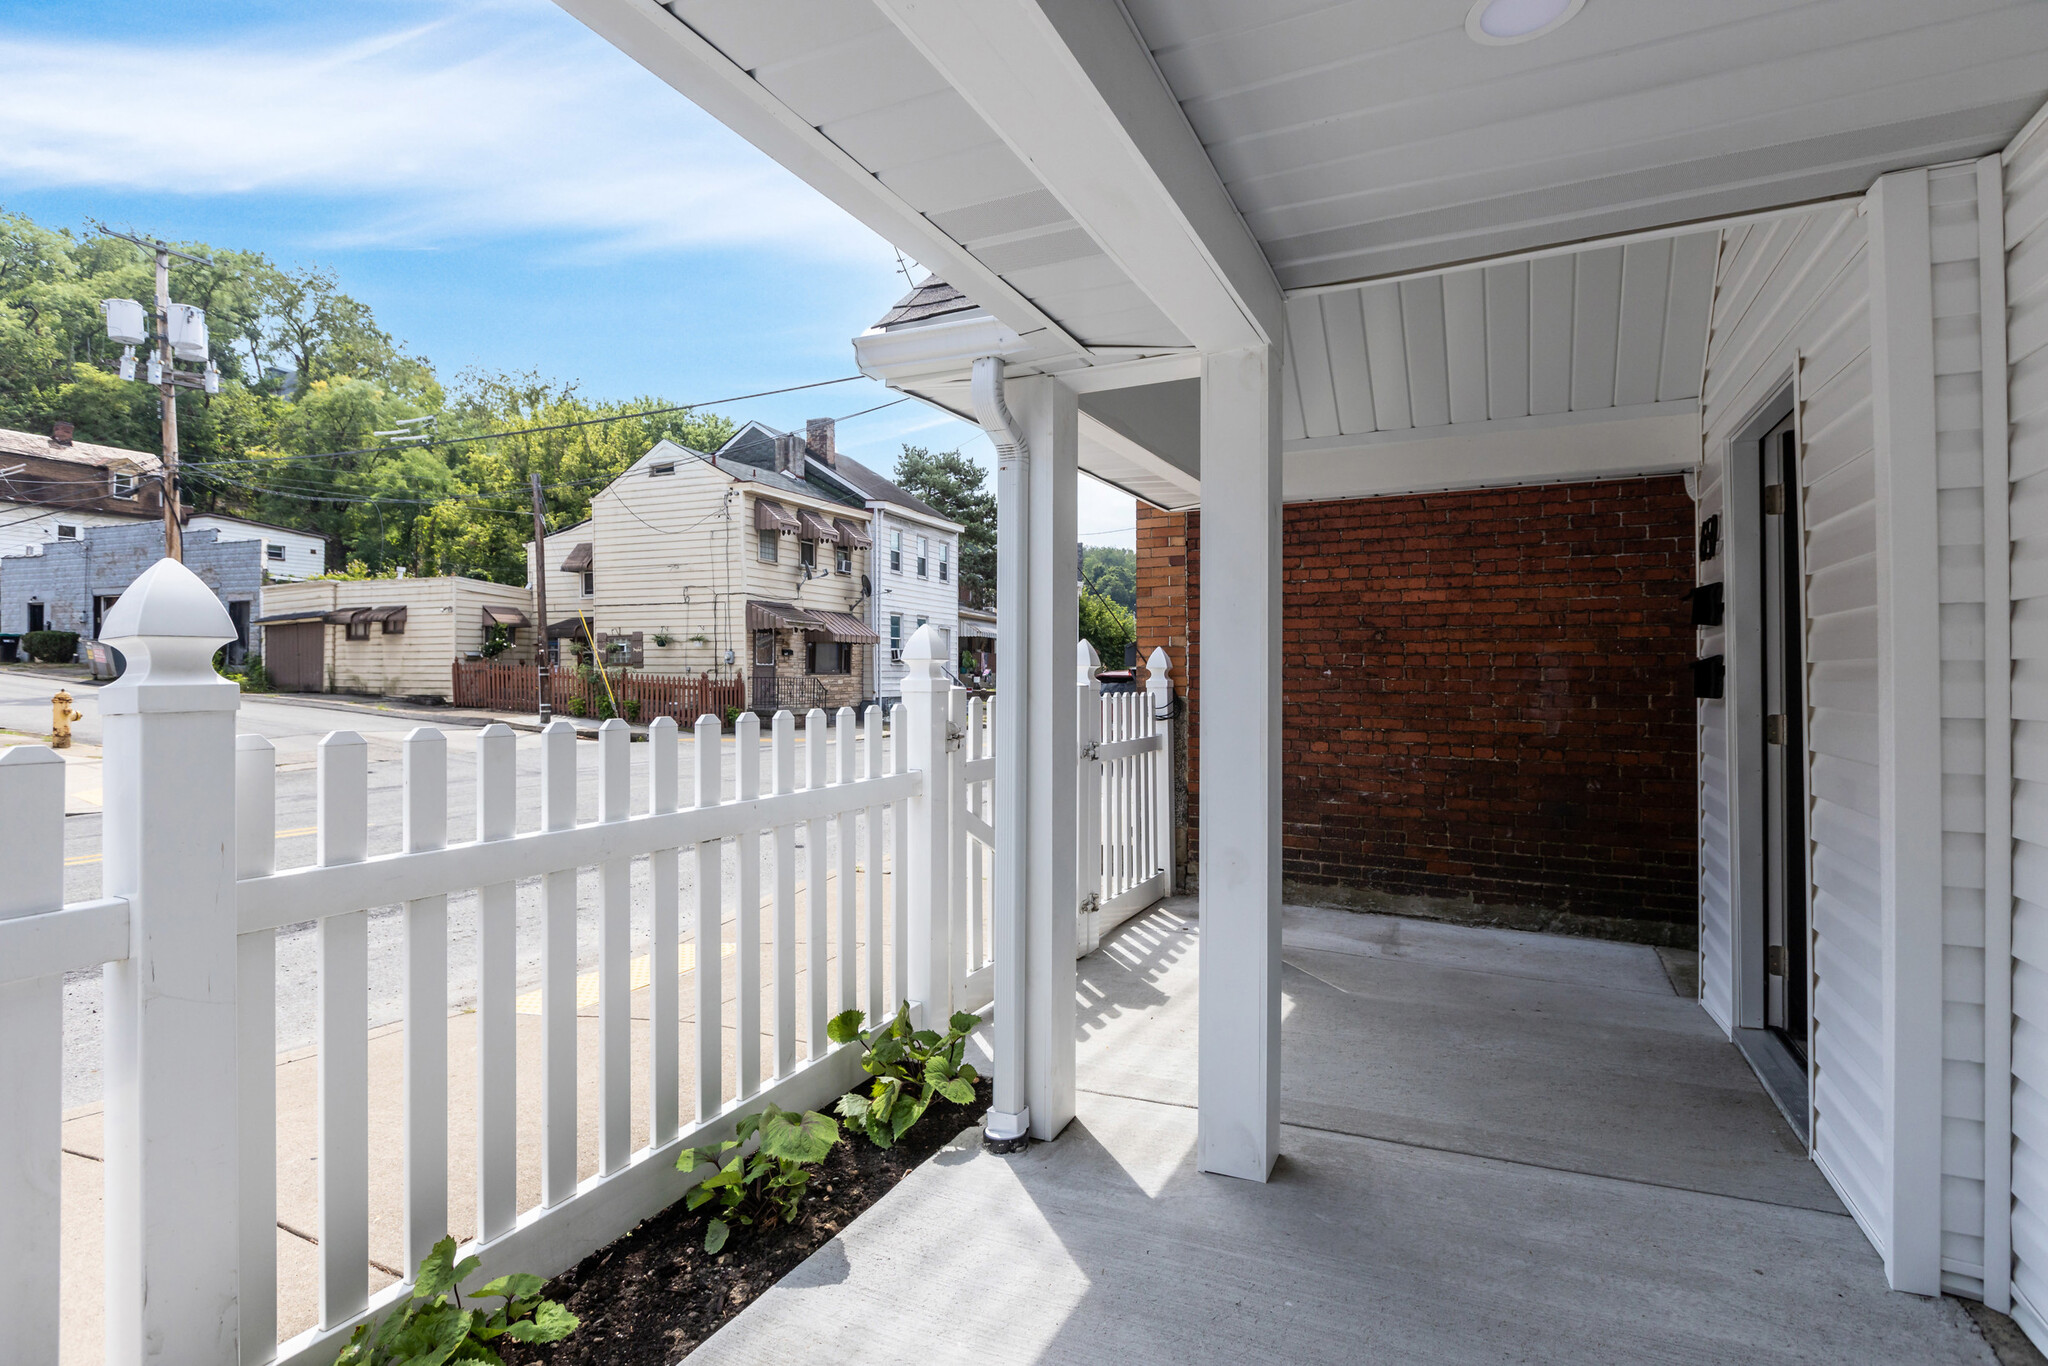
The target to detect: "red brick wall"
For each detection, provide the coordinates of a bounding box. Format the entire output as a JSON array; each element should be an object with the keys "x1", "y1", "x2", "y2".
[{"x1": 1136, "y1": 476, "x2": 1697, "y2": 934}]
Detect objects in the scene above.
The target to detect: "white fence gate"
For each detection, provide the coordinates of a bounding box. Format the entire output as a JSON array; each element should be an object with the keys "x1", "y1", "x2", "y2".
[
  {"x1": 1077, "y1": 645, "x2": 1176, "y2": 954},
  {"x1": 0, "y1": 563, "x2": 976, "y2": 1366}
]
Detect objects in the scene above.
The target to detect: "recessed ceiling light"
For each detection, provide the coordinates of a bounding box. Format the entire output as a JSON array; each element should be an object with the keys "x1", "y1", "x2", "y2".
[{"x1": 1466, "y1": 0, "x2": 1585, "y2": 45}]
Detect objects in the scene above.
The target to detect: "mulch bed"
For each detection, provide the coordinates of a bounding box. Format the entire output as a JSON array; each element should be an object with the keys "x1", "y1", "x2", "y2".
[{"x1": 498, "y1": 1080, "x2": 992, "y2": 1365}]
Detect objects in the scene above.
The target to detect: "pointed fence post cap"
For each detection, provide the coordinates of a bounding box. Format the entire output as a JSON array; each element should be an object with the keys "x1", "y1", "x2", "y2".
[
  {"x1": 1146, "y1": 646, "x2": 1172, "y2": 677},
  {"x1": 904, "y1": 623, "x2": 944, "y2": 663},
  {"x1": 98, "y1": 557, "x2": 239, "y2": 698},
  {"x1": 1077, "y1": 638, "x2": 1101, "y2": 680}
]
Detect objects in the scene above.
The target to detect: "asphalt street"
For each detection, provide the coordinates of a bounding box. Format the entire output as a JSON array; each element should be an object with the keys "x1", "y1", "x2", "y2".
[{"x1": 0, "y1": 668, "x2": 875, "y2": 1107}]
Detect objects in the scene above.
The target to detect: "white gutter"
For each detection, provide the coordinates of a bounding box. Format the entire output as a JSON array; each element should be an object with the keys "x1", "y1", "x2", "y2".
[{"x1": 971, "y1": 355, "x2": 1030, "y2": 1146}]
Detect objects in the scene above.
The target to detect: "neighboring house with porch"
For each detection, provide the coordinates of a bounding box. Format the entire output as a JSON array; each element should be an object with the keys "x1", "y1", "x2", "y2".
[
  {"x1": 527, "y1": 426, "x2": 878, "y2": 713},
  {"x1": 255, "y1": 576, "x2": 534, "y2": 699},
  {"x1": 0, "y1": 520, "x2": 261, "y2": 661}
]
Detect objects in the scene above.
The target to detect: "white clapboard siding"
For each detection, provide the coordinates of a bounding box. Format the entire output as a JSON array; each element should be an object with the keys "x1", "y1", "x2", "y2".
[
  {"x1": 2005, "y1": 105, "x2": 2048, "y2": 1332},
  {"x1": 1927, "y1": 160, "x2": 1994, "y2": 1298},
  {"x1": 1697, "y1": 203, "x2": 1884, "y2": 1242}
]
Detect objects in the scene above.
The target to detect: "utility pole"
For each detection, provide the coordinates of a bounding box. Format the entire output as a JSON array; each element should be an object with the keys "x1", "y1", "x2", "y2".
[
  {"x1": 530, "y1": 473, "x2": 552, "y2": 724},
  {"x1": 92, "y1": 224, "x2": 218, "y2": 564},
  {"x1": 153, "y1": 243, "x2": 181, "y2": 562}
]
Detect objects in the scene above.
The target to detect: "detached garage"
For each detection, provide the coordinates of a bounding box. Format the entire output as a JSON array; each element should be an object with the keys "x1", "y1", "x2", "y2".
[{"x1": 256, "y1": 576, "x2": 535, "y2": 701}]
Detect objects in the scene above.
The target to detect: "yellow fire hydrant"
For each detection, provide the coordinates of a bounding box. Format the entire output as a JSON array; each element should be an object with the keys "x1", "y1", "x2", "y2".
[{"x1": 51, "y1": 690, "x2": 81, "y2": 750}]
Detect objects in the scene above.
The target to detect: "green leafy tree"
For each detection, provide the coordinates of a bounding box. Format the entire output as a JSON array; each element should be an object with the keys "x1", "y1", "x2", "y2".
[
  {"x1": 1080, "y1": 590, "x2": 1135, "y2": 667},
  {"x1": 1081, "y1": 545, "x2": 1136, "y2": 613},
  {"x1": 893, "y1": 445, "x2": 995, "y2": 605}
]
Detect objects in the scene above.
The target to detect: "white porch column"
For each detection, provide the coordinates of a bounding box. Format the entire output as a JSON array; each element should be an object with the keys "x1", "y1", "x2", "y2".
[
  {"x1": 976, "y1": 362, "x2": 1079, "y2": 1145},
  {"x1": 1198, "y1": 345, "x2": 1283, "y2": 1182},
  {"x1": 99, "y1": 559, "x2": 244, "y2": 1362}
]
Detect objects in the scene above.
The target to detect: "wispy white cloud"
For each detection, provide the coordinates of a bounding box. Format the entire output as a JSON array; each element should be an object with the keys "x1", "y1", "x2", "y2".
[{"x1": 0, "y1": 2, "x2": 884, "y2": 261}]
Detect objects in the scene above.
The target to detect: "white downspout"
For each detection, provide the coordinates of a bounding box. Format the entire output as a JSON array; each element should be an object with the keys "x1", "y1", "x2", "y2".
[{"x1": 973, "y1": 355, "x2": 1031, "y2": 1146}]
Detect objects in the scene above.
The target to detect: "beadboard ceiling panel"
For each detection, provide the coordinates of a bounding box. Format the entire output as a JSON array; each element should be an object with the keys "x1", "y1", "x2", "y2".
[{"x1": 1281, "y1": 231, "x2": 1718, "y2": 441}]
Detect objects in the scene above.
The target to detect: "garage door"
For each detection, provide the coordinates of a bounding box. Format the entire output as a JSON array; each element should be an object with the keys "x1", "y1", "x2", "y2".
[{"x1": 265, "y1": 623, "x2": 325, "y2": 693}]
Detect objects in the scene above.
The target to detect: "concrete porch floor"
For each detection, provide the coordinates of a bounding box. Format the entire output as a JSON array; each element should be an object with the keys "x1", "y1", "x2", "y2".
[{"x1": 693, "y1": 898, "x2": 2000, "y2": 1365}]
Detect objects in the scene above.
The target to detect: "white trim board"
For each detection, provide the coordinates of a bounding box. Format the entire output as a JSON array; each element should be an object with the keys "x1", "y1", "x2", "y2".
[{"x1": 1282, "y1": 404, "x2": 1698, "y2": 502}]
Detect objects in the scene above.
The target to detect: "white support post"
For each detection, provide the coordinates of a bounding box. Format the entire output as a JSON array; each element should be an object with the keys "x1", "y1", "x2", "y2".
[
  {"x1": 539, "y1": 719, "x2": 578, "y2": 1207},
  {"x1": 902, "y1": 625, "x2": 954, "y2": 1025},
  {"x1": 1198, "y1": 344, "x2": 1283, "y2": 1182},
  {"x1": 235, "y1": 734, "x2": 277, "y2": 1364},
  {"x1": 948, "y1": 685, "x2": 969, "y2": 995},
  {"x1": 1147, "y1": 649, "x2": 1175, "y2": 895},
  {"x1": 401, "y1": 727, "x2": 448, "y2": 1273},
  {"x1": 315, "y1": 730, "x2": 369, "y2": 1326},
  {"x1": 474, "y1": 723, "x2": 517, "y2": 1245},
  {"x1": 99, "y1": 559, "x2": 243, "y2": 1362},
  {"x1": 598, "y1": 718, "x2": 632, "y2": 1172},
  {"x1": 1024, "y1": 376, "x2": 1079, "y2": 1141},
  {"x1": 0, "y1": 746, "x2": 63, "y2": 1366},
  {"x1": 1077, "y1": 641, "x2": 1103, "y2": 958},
  {"x1": 987, "y1": 367, "x2": 1032, "y2": 1143},
  {"x1": 864, "y1": 705, "x2": 888, "y2": 1020}
]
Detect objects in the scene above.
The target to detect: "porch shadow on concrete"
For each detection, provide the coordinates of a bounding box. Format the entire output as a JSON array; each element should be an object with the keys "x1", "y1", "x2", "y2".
[{"x1": 690, "y1": 900, "x2": 1997, "y2": 1365}]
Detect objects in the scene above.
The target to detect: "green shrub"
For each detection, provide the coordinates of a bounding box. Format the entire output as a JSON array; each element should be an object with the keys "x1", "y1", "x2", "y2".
[
  {"x1": 480, "y1": 624, "x2": 513, "y2": 660},
  {"x1": 828, "y1": 1003, "x2": 981, "y2": 1148},
  {"x1": 623, "y1": 698, "x2": 641, "y2": 722},
  {"x1": 240, "y1": 652, "x2": 273, "y2": 693},
  {"x1": 723, "y1": 704, "x2": 741, "y2": 727},
  {"x1": 333, "y1": 1235, "x2": 576, "y2": 1365},
  {"x1": 22, "y1": 630, "x2": 79, "y2": 664},
  {"x1": 595, "y1": 693, "x2": 616, "y2": 721},
  {"x1": 676, "y1": 1104, "x2": 841, "y2": 1253},
  {"x1": 566, "y1": 696, "x2": 587, "y2": 718}
]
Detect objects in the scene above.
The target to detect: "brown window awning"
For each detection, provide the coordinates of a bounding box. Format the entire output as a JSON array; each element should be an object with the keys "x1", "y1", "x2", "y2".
[
  {"x1": 746, "y1": 599, "x2": 822, "y2": 633},
  {"x1": 370, "y1": 605, "x2": 408, "y2": 635},
  {"x1": 804, "y1": 610, "x2": 879, "y2": 645},
  {"x1": 481, "y1": 606, "x2": 528, "y2": 629},
  {"x1": 559, "y1": 542, "x2": 593, "y2": 573},
  {"x1": 546, "y1": 616, "x2": 596, "y2": 640},
  {"x1": 753, "y1": 499, "x2": 799, "y2": 534},
  {"x1": 323, "y1": 606, "x2": 373, "y2": 626},
  {"x1": 794, "y1": 507, "x2": 838, "y2": 541},
  {"x1": 833, "y1": 517, "x2": 873, "y2": 549}
]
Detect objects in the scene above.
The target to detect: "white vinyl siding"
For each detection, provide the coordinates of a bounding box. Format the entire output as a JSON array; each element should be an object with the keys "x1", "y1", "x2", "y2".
[
  {"x1": 1927, "y1": 160, "x2": 1996, "y2": 1297},
  {"x1": 1699, "y1": 203, "x2": 1884, "y2": 1239},
  {"x1": 2005, "y1": 109, "x2": 2048, "y2": 1328}
]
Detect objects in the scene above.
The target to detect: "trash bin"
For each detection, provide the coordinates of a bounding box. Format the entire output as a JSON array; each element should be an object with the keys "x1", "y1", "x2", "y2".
[{"x1": 0, "y1": 634, "x2": 17, "y2": 664}]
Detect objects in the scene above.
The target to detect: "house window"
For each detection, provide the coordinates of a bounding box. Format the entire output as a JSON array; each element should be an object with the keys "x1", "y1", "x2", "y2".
[
  {"x1": 346, "y1": 616, "x2": 371, "y2": 641},
  {"x1": 889, "y1": 614, "x2": 902, "y2": 662},
  {"x1": 800, "y1": 539, "x2": 816, "y2": 570},
  {"x1": 807, "y1": 641, "x2": 852, "y2": 675},
  {"x1": 759, "y1": 529, "x2": 779, "y2": 563},
  {"x1": 650, "y1": 462, "x2": 675, "y2": 476},
  {"x1": 110, "y1": 471, "x2": 136, "y2": 498},
  {"x1": 266, "y1": 543, "x2": 285, "y2": 562},
  {"x1": 835, "y1": 543, "x2": 852, "y2": 574},
  {"x1": 754, "y1": 629, "x2": 776, "y2": 667},
  {"x1": 938, "y1": 542, "x2": 949, "y2": 582},
  {"x1": 916, "y1": 536, "x2": 929, "y2": 578},
  {"x1": 581, "y1": 571, "x2": 594, "y2": 596},
  {"x1": 56, "y1": 524, "x2": 78, "y2": 540},
  {"x1": 890, "y1": 529, "x2": 902, "y2": 573}
]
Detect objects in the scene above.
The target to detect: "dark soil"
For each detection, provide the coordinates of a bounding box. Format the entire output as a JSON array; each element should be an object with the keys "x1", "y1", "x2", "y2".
[{"x1": 498, "y1": 1080, "x2": 991, "y2": 1365}]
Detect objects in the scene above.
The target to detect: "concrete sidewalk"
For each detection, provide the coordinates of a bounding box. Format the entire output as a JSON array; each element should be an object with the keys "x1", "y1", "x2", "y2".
[{"x1": 692, "y1": 900, "x2": 2002, "y2": 1365}]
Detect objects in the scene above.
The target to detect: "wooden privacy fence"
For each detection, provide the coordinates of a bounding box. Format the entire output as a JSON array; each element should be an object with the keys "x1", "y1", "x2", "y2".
[
  {"x1": 451, "y1": 660, "x2": 745, "y2": 723},
  {"x1": 0, "y1": 568, "x2": 1174, "y2": 1365}
]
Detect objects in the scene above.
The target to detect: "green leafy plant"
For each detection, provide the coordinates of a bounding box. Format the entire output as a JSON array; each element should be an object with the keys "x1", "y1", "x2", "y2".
[
  {"x1": 623, "y1": 698, "x2": 642, "y2": 722},
  {"x1": 479, "y1": 624, "x2": 513, "y2": 660},
  {"x1": 333, "y1": 1235, "x2": 576, "y2": 1366},
  {"x1": 566, "y1": 696, "x2": 587, "y2": 717},
  {"x1": 828, "y1": 1003, "x2": 981, "y2": 1148},
  {"x1": 22, "y1": 630, "x2": 79, "y2": 664},
  {"x1": 722, "y1": 704, "x2": 741, "y2": 727},
  {"x1": 651, "y1": 632, "x2": 674, "y2": 648},
  {"x1": 240, "y1": 651, "x2": 274, "y2": 693},
  {"x1": 676, "y1": 1105, "x2": 841, "y2": 1253},
  {"x1": 689, "y1": 633, "x2": 709, "y2": 645}
]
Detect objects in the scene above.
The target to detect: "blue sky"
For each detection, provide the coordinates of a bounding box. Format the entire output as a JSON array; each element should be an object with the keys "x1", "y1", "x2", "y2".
[{"x1": 0, "y1": 0, "x2": 1138, "y2": 546}]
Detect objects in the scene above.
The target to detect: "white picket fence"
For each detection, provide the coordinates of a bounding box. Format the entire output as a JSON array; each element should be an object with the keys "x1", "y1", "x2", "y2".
[
  {"x1": 0, "y1": 560, "x2": 1174, "y2": 1365},
  {"x1": 1078, "y1": 645, "x2": 1176, "y2": 954}
]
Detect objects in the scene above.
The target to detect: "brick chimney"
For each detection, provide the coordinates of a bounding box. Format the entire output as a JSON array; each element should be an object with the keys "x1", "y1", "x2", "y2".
[
  {"x1": 773, "y1": 432, "x2": 802, "y2": 476},
  {"x1": 806, "y1": 417, "x2": 836, "y2": 468},
  {"x1": 50, "y1": 421, "x2": 74, "y2": 447}
]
